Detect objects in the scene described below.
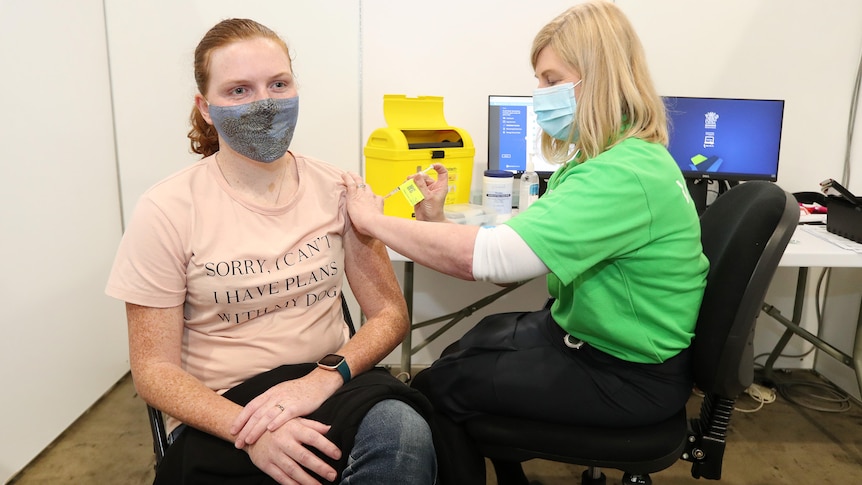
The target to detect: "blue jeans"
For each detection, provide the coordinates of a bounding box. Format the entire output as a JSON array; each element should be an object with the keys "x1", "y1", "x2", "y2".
[{"x1": 341, "y1": 399, "x2": 437, "y2": 484}]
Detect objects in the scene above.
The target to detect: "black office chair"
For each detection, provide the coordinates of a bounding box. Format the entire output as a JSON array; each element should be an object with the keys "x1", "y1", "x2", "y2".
[
  {"x1": 462, "y1": 181, "x2": 800, "y2": 485},
  {"x1": 146, "y1": 294, "x2": 357, "y2": 469},
  {"x1": 792, "y1": 191, "x2": 827, "y2": 206}
]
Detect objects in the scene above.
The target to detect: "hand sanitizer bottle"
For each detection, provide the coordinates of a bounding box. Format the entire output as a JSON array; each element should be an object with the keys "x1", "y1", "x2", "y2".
[{"x1": 518, "y1": 157, "x2": 540, "y2": 211}]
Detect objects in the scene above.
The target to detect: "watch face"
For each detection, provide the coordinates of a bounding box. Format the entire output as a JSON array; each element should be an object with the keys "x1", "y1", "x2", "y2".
[{"x1": 319, "y1": 354, "x2": 344, "y2": 367}]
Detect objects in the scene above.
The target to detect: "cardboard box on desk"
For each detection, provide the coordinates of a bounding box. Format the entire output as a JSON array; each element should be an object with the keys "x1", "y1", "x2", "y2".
[
  {"x1": 364, "y1": 95, "x2": 475, "y2": 219},
  {"x1": 826, "y1": 196, "x2": 862, "y2": 243}
]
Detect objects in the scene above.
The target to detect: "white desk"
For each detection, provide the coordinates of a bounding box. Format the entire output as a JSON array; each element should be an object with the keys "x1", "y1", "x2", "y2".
[
  {"x1": 762, "y1": 224, "x2": 862, "y2": 397},
  {"x1": 778, "y1": 224, "x2": 862, "y2": 267}
]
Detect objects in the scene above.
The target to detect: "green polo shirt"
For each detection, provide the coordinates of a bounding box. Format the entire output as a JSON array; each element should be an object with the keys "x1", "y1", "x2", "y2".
[{"x1": 506, "y1": 138, "x2": 708, "y2": 363}]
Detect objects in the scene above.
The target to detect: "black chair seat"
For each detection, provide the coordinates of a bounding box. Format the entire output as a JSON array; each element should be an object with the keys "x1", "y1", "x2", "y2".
[{"x1": 466, "y1": 408, "x2": 687, "y2": 475}]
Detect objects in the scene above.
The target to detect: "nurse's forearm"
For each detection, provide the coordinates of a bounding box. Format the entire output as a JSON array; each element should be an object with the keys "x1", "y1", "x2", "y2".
[{"x1": 366, "y1": 214, "x2": 479, "y2": 280}]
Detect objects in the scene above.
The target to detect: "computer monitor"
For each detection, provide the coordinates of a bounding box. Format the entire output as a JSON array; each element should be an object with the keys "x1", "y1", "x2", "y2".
[
  {"x1": 487, "y1": 95, "x2": 560, "y2": 194},
  {"x1": 663, "y1": 96, "x2": 785, "y2": 183}
]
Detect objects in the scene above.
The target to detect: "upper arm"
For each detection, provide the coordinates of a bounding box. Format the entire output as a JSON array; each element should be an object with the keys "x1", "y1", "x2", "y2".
[
  {"x1": 126, "y1": 303, "x2": 184, "y2": 374},
  {"x1": 473, "y1": 225, "x2": 550, "y2": 283},
  {"x1": 341, "y1": 225, "x2": 407, "y2": 328}
]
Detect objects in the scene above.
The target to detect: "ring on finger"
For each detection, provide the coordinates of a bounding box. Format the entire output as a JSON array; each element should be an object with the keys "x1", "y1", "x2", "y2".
[
  {"x1": 275, "y1": 404, "x2": 285, "y2": 412},
  {"x1": 357, "y1": 183, "x2": 367, "y2": 189}
]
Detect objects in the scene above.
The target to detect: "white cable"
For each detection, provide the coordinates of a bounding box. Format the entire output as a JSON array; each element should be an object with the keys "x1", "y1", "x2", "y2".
[
  {"x1": 734, "y1": 383, "x2": 777, "y2": 413},
  {"x1": 841, "y1": 38, "x2": 861, "y2": 186}
]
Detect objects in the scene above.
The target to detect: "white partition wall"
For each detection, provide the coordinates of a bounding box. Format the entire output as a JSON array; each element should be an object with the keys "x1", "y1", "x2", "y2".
[{"x1": 0, "y1": 1, "x2": 128, "y2": 481}]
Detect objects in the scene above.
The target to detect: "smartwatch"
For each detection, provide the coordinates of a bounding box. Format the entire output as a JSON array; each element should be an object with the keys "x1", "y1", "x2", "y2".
[{"x1": 317, "y1": 353, "x2": 351, "y2": 384}]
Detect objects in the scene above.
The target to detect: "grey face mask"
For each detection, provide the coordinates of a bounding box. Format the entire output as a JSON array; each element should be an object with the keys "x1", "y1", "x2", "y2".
[{"x1": 208, "y1": 97, "x2": 299, "y2": 163}]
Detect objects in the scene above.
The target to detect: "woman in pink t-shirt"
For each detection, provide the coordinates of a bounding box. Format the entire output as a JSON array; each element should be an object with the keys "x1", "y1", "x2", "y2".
[{"x1": 106, "y1": 19, "x2": 436, "y2": 485}]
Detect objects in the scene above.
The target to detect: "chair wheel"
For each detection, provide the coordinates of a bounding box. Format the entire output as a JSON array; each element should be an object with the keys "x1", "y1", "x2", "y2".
[
  {"x1": 621, "y1": 473, "x2": 652, "y2": 484},
  {"x1": 581, "y1": 469, "x2": 607, "y2": 485}
]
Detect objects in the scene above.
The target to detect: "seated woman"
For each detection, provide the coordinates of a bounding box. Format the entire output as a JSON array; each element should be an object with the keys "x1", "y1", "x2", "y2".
[{"x1": 106, "y1": 18, "x2": 436, "y2": 485}]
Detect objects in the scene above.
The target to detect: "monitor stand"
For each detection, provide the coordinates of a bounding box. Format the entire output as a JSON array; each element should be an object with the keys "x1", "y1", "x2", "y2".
[{"x1": 686, "y1": 178, "x2": 737, "y2": 215}]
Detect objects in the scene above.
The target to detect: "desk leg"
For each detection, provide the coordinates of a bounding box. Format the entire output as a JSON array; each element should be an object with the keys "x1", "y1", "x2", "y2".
[
  {"x1": 762, "y1": 268, "x2": 862, "y2": 398},
  {"x1": 763, "y1": 267, "x2": 808, "y2": 384},
  {"x1": 399, "y1": 261, "x2": 415, "y2": 377},
  {"x1": 854, "y1": 298, "x2": 862, "y2": 399}
]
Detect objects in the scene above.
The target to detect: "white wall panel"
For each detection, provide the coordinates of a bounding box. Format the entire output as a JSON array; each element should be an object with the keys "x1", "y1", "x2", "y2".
[{"x1": 0, "y1": 1, "x2": 127, "y2": 481}]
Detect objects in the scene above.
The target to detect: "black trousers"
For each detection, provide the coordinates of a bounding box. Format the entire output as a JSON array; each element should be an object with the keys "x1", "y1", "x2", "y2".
[
  {"x1": 155, "y1": 365, "x2": 437, "y2": 485},
  {"x1": 411, "y1": 308, "x2": 693, "y2": 484}
]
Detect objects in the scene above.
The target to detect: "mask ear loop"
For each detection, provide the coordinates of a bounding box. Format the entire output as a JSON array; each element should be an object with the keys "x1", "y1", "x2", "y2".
[{"x1": 567, "y1": 80, "x2": 583, "y2": 159}]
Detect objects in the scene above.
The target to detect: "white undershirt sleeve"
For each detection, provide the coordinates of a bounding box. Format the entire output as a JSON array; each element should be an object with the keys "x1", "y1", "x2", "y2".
[{"x1": 472, "y1": 224, "x2": 550, "y2": 284}]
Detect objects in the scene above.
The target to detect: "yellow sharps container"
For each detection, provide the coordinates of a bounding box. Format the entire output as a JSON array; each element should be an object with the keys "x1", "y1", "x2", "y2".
[{"x1": 364, "y1": 95, "x2": 475, "y2": 219}]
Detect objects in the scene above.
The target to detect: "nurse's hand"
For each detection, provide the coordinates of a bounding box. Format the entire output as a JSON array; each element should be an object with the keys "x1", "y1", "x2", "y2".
[
  {"x1": 341, "y1": 173, "x2": 383, "y2": 236},
  {"x1": 409, "y1": 163, "x2": 448, "y2": 222}
]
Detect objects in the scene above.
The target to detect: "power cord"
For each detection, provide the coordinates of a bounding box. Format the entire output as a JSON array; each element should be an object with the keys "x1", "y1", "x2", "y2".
[
  {"x1": 691, "y1": 384, "x2": 776, "y2": 414},
  {"x1": 776, "y1": 375, "x2": 852, "y2": 413},
  {"x1": 734, "y1": 383, "x2": 777, "y2": 413},
  {"x1": 753, "y1": 367, "x2": 853, "y2": 413}
]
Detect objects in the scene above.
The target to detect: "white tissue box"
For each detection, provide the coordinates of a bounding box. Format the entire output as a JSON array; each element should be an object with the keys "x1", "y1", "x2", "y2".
[{"x1": 443, "y1": 204, "x2": 499, "y2": 226}]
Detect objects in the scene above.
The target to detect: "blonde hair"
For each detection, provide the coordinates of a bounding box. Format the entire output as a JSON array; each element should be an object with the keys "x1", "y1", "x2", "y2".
[
  {"x1": 531, "y1": 0, "x2": 667, "y2": 164},
  {"x1": 187, "y1": 19, "x2": 292, "y2": 157}
]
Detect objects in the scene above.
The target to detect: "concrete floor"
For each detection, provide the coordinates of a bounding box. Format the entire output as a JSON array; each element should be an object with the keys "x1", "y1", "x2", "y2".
[{"x1": 6, "y1": 369, "x2": 862, "y2": 485}]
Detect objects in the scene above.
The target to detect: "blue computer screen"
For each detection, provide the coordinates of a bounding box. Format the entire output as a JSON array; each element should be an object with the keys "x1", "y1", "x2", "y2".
[
  {"x1": 664, "y1": 96, "x2": 784, "y2": 182},
  {"x1": 487, "y1": 95, "x2": 559, "y2": 175}
]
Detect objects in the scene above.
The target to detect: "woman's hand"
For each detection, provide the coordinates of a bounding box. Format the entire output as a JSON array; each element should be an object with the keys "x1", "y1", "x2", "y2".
[
  {"x1": 231, "y1": 370, "x2": 342, "y2": 448},
  {"x1": 245, "y1": 417, "x2": 341, "y2": 485},
  {"x1": 410, "y1": 163, "x2": 448, "y2": 222},
  {"x1": 341, "y1": 173, "x2": 384, "y2": 236}
]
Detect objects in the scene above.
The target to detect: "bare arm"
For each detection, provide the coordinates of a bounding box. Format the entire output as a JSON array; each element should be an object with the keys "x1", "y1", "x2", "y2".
[
  {"x1": 128, "y1": 303, "x2": 339, "y2": 484},
  {"x1": 337, "y1": 216, "x2": 410, "y2": 372},
  {"x1": 342, "y1": 172, "x2": 479, "y2": 280},
  {"x1": 127, "y1": 303, "x2": 243, "y2": 441}
]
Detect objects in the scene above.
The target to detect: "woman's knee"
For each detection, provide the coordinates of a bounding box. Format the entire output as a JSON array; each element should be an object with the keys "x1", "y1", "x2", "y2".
[
  {"x1": 361, "y1": 399, "x2": 434, "y2": 452},
  {"x1": 343, "y1": 399, "x2": 436, "y2": 484}
]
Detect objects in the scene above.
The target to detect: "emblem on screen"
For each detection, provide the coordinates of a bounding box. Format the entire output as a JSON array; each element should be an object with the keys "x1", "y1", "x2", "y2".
[{"x1": 704, "y1": 111, "x2": 719, "y2": 129}]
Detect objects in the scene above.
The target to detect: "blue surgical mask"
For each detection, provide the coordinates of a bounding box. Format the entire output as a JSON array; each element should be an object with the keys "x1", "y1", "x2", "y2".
[
  {"x1": 207, "y1": 97, "x2": 299, "y2": 163},
  {"x1": 533, "y1": 80, "x2": 581, "y2": 141}
]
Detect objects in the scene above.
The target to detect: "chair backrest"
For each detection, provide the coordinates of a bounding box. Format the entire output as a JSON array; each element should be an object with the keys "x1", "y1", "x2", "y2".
[{"x1": 692, "y1": 181, "x2": 799, "y2": 397}]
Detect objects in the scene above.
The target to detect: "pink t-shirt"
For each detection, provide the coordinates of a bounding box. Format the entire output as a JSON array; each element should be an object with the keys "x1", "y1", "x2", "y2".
[{"x1": 106, "y1": 153, "x2": 350, "y2": 395}]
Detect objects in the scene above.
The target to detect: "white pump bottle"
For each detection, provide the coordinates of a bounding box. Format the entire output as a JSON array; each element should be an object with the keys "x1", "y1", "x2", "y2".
[{"x1": 518, "y1": 157, "x2": 540, "y2": 211}]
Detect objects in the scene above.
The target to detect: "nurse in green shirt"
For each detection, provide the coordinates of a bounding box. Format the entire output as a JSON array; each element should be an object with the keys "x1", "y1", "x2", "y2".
[{"x1": 343, "y1": 1, "x2": 708, "y2": 482}]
